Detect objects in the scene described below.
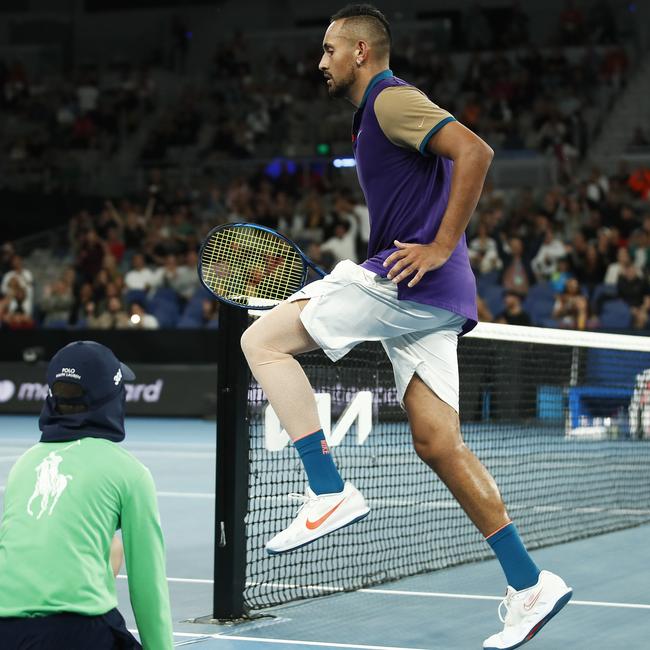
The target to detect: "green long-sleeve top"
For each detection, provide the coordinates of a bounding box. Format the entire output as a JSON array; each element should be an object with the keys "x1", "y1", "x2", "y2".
[{"x1": 0, "y1": 437, "x2": 173, "y2": 650}]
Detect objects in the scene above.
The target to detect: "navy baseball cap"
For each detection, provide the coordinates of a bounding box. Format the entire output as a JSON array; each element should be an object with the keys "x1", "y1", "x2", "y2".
[{"x1": 46, "y1": 341, "x2": 135, "y2": 407}]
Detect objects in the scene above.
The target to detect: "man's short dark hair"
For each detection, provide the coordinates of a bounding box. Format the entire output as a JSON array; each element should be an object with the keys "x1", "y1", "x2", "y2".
[
  {"x1": 52, "y1": 381, "x2": 87, "y2": 415},
  {"x1": 331, "y1": 4, "x2": 391, "y2": 56}
]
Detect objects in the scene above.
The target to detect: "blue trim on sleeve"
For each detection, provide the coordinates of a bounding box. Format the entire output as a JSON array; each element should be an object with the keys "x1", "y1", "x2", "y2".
[
  {"x1": 358, "y1": 69, "x2": 393, "y2": 111},
  {"x1": 418, "y1": 116, "x2": 456, "y2": 155}
]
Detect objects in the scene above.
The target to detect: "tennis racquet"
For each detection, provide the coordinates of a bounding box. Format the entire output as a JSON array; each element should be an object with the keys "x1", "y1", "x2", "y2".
[{"x1": 198, "y1": 223, "x2": 327, "y2": 310}]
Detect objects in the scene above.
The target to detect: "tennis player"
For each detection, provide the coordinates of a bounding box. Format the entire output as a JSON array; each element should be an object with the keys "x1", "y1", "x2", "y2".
[
  {"x1": 0, "y1": 341, "x2": 173, "y2": 650},
  {"x1": 241, "y1": 4, "x2": 572, "y2": 648}
]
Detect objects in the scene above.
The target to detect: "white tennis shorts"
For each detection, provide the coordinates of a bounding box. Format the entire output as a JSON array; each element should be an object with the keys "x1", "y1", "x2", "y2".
[{"x1": 287, "y1": 260, "x2": 465, "y2": 412}]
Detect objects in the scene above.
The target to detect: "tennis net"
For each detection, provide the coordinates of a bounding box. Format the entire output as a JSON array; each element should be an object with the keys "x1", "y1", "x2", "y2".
[{"x1": 243, "y1": 323, "x2": 650, "y2": 610}]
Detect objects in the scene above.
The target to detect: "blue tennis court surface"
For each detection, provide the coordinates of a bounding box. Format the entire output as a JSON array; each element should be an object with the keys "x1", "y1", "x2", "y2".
[{"x1": 1, "y1": 416, "x2": 648, "y2": 649}]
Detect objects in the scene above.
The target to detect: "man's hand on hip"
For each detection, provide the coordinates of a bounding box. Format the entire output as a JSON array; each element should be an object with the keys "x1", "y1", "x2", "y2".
[{"x1": 384, "y1": 240, "x2": 451, "y2": 287}]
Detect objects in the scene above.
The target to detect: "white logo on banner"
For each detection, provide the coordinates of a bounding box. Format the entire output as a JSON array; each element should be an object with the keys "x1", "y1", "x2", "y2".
[
  {"x1": 27, "y1": 441, "x2": 79, "y2": 520},
  {"x1": 0, "y1": 380, "x2": 15, "y2": 403},
  {"x1": 264, "y1": 391, "x2": 373, "y2": 451},
  {"x1": 1, "y1": 380, "x2": 163, "y2": 404}
]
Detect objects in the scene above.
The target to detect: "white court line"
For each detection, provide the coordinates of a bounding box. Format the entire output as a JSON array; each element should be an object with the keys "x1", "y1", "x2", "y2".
[
  {"x1": 157, "y1": 491, "x2": 214, "y2": 499},
  {"x1": 127, "y1": 450, "x2": 213, "y2": 459},
  {"x1": 120, "y1": 575, "x2": 650, "y2": 610},
  {"x1": 3, "y1": 483, "x2": 649, "y2": 514},
  {"x1": 117, "y1": 575, "x2": 213, "y2": 584},
  {"x1": 130, "y1": 630, "x2": 431, "y2": 650},
  {"x1": 1, "y1": 488, "x2": 213, "y2": 500},
  {"x1": 362, "y1": 589, "x2": 650, "y2": 610}
]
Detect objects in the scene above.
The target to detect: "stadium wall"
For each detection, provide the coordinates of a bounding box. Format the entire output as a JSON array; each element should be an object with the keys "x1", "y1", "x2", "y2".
[{"x1": 0, "y1": 330, "x2": 219, "y2": 417}]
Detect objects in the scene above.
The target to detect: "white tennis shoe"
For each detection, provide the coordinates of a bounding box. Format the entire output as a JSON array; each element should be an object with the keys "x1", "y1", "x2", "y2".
[
  {"x1": 483, "y1": 570, "x2": 573, "y2": 650},
  {"x1": 265, "y1": 481, "x2": 370, "y2": 555}
]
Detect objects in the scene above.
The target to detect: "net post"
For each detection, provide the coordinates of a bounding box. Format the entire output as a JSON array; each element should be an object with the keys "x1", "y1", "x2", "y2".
[{"x1": 213, "y1": 304, "x2": 250, "y2": 620}]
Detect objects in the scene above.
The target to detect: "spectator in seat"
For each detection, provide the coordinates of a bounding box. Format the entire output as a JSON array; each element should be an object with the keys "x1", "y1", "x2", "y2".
[
  {"x1": 70, "y1": 282, "x2": 94, "y2": 326},
  {"x1": 40, "y1": 276, "x2": 74, "y2": 327},
  {"x1": 105, "y1": 227, "x2": 125, "y2": 264},
  {"x1": 156, "y1": 253, "x2": 197, "y2": 300},
  {"x1": 631, "y1": 229, "x2": 650, "y2": 271},
  {"x1": 0, "y1": 243, "x2": 16, "y2": 277},
  {"x1": 306, "y1": 243, "x2": 335, "y2": 275},
  {"x1": 76, "y1": 229, "x2": 105, "y2": 283},
  {"x1": 575, "y1": 244, "x2": 606, "y2": 292},
  {"x1": 1, "y1": 277, "x2": 35, "y2": 330},
  {"x1": 124, "y1": 253, "x2": 159, "y2": 293},
  {"x1": 476, "y1": 295, "x2": 494, "y2": 323},
  {"x1": 122, "y1": 210, "x2": 147, "y2": 251},
  {"x1": 501, "y1": 237, "x2": 534, "y2": 296},
  {"x1": 496, "y1": 291, "x2": 532, "y2": 326},
  {"x1": 321, "y1": 219, "x2": 358, "y2": 264},
  {"x1": 559, "y1": 0, "x2": 585, "y2": 45},
  {"x1": 201, "y1": 299, "x2": 219, "y2": 327},
  {"x1": 531, "y1": 224, "x2": 566, "y2": 281},
  {"x1": 617, "y1": 263, "x2": 650, "y2": 329},
  {"x1": 604, "y1": 247, "x2": 632, "y2": 286},
  {"x1": 122, "y1": 302, "x2": 159, "y2": 330},
  {"x1": 1, "y1": 254, "x2": 33, "y2": 296},
  {"x1": 469, "y1": 222, "x2": 502, "y2": 275},
  {"x1": 553, "y1": 278, "x2": 588, "y2": 330},
  {"x1": 549, "y1": 257, "x2": 572, "y2": 293},
  {"x1": 87, "y1": 296, "x2": 129, "y2": 329}
]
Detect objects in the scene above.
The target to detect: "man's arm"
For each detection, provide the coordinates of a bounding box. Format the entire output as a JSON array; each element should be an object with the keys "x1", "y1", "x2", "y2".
[
  {"x1": 385, "y1": 121, "x2": 493, "y2": 286},
  {"x1": 121, "y1": 469, "x2": 173, "y2": 650},
  {"x1": 425, "y1": 121, "x2": 493, "y2": 254}
]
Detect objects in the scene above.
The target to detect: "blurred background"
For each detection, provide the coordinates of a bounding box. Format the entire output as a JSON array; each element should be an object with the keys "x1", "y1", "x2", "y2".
[{"x1": 1, "y1": 0, "x2": 650, "y2": 416}]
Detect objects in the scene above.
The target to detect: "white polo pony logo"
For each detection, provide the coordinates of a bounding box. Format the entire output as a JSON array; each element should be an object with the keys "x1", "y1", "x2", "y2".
[{"x1": 27, "y1": 441, "x2": 79, "y2": 519}]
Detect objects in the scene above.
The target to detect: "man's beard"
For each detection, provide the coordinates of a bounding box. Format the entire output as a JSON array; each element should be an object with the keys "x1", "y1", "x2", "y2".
[{"x1": 328, "y1": 66, "x2": 356, "y2": 99}]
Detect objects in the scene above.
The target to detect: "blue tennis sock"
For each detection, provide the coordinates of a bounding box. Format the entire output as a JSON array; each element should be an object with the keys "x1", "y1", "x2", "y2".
[
  {"x1": 294, "y1": 430, "x2": 344, "y2": 495},
  {"x1": 487, "y1": 522, "x2": 540, "y2": 591}
]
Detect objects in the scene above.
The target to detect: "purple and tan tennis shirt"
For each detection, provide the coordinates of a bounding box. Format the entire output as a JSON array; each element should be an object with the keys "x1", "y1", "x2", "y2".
[{"x1": 353, "y1": 69, "x2": 477, "y2": 334}]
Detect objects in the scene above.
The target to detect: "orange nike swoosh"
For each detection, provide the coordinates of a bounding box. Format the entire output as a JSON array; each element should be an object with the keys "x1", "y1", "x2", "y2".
[
  {"x1": 305, "y1": 498, "x2": 346, "y2": 530},
  {"x1": 523, "y1": 587, "x2": 543, "y2": 611}
]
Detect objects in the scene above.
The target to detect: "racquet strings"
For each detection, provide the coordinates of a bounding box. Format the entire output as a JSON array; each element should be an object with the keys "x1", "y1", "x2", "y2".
[{"x1": 200, "y1": 226, "x2": 305, "y2": 306}]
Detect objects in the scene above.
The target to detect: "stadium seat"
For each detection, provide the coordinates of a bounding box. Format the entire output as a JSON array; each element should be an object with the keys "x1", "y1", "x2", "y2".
[
  {"x1": 192, "y1": 286, "x2": 213, "y2": 301},
  {"x1": 124, "y1": 289, "x2": 149, "y2": 308},
  {"x1": 525, "y1": 282, "x2": 555, "y2": 303},
  {"x1": 480, "y1": 285, "x2": 504, "y2": 316},
  {"x1": 539, "y1": 317, "x2": 561, "y2": 328},
  {"x1": 523, "y1": 283, "x2": 556, "y2": 325},
  {"x1": 590, "y1": 283, "x2": 617, "y2": 315},
  {"x1": 599, "y1": 299, "x2": 632, "y2": 330},
  {"x1": 177, "y1": 314, "x2": 203, "y2": 328},
  {"x1": 150, "y1": 301, "x2": 180, "y2": 328},
  {"x1": 181, "y1": 298, "x2": 204, "y2": 321},
  {"x1": 43, "y1": 320, "x2": 69, "y2": 329},
  {"x1": 477, "y1": 270, "x2": 501, "y2": 294},
  {"x1": 152, "y1": 287, "x2": 180, "y2": 306}
]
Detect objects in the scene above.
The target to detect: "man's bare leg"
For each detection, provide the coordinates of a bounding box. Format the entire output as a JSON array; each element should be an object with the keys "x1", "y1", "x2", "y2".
[
  {"x1": 404, "y1": 374, "x2": 543, "y2": 593},
  {"x1": 240, "y1": 299, "x2": 369, "y2": 554},
  {"x1": 241, "y1": 300, "x2": 320, "y2": 440},
  {"x1": 404, "y1": 374, "x2": 509, "y2": 535}
]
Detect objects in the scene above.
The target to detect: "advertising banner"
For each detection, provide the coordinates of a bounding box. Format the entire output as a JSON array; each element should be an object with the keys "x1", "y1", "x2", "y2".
[{"x1": 0, "y1": 363, "x2": 217, "y2": 417}]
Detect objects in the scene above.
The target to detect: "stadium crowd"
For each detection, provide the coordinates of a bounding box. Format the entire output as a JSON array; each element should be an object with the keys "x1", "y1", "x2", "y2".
[
  {"x1": 1, "y1": 0, "x2": 648, "y2": 332},
  {"x1": 1, "y1": 156, "x2": 650, "y2": 332},
  {"x1": 1, "y1": 0, "x2": 639, "y2": 194}
]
